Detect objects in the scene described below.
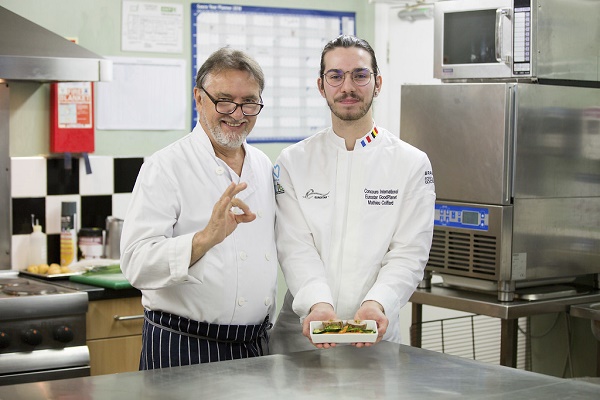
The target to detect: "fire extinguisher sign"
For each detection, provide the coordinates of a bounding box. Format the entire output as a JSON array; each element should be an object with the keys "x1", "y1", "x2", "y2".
[
  {"x1": 50, "y1": 81, "x2": 95, "y2": 154},
  {"x1": 57, "y1": 82, "x2": 93, "y2": 129}
]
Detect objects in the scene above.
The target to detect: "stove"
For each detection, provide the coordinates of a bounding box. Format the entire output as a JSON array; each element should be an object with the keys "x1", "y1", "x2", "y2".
[{"x1": 0, "y1": 270, "x2": 90, "y2": 386}]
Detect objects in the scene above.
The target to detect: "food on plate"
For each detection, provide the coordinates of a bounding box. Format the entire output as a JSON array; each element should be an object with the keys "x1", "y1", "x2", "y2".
[
  {"x1": 37, "y1": 263, "x2": 50, "y2": 274},
  {"x1": 25, "y1": 263, "x2": 71, "y2": 275},
  {"x1": 345, "y1": 320, "x2": 368, "y2": 332},
  {"x1": 26, "y1": 264, "x2": 39, "y2": 274},
  {"x1": 321, "y1": 319, "x2": 344, "y2": 331},
  {"x1": 47, "y1": 264, "x2": 62, "y2": 275},
  {"x1": 312, "y1": 319, "x2": 376, "y2": 335}
]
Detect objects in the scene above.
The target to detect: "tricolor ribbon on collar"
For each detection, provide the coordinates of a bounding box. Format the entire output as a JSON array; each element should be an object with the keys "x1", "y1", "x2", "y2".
[{"x1": 360, "y1": 126, "x2": 379, "y2": 147}]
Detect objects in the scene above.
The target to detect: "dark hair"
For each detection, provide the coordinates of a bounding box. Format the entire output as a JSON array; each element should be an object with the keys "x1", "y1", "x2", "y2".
[
  {"x1": 195, "y1": 47, "x2": 265, "y2": 93},
  {"x1": 319, "y1": 35, "x2": 379, "y2": 78}
]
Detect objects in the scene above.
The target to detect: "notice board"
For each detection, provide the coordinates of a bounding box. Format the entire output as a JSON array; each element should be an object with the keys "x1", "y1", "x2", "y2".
[{"x1": 192, "y1": 3, "x2": 356, "y2": 143}]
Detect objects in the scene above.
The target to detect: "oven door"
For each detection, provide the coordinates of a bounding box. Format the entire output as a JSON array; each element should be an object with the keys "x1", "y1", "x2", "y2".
[
  {"x1": 0, "y1": 346, "x2": 90, "y2": 386},
  {"x1": 0, "y1": 366, "x2": 90, "y2": 386},
  {"x1": 400, "y1": 82, "x2": 514, "y2": 206},
  {"x1": 433, "y1": 0, "x2": 517, "y2": 81}
]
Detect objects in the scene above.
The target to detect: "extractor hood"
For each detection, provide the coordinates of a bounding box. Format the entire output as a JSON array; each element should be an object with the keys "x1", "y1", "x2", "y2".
[{"x1": 0, "y1": 6, "x2": 112, "y2": 82}]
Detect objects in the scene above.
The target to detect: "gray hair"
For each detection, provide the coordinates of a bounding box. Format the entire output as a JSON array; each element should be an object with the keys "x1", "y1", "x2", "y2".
[{"x1": 195, "y1": 47, "x2": 265, "y2": 93}]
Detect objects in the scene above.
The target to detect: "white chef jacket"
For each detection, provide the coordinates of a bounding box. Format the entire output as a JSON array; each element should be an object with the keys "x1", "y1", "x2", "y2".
[
  {"x1": 271, "y1": 125, "x2": 435, "y2": 352},
  {"x1": 120, "y1": 122, "x2": 277, "y2": 326}
]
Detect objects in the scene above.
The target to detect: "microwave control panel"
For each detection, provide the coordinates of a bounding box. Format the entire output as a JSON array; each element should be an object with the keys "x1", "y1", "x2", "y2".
[
  {"x1": 513, "y1": 0, "x2": 531, "y2": 75},
  {"x1": 434, "y1": 203, "x2": 489, "y2": 231}
]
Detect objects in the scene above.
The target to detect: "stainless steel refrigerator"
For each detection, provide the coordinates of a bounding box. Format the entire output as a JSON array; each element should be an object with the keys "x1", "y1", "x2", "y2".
[{"x1": 400, "y1": 83, "x2": 600, "y2": 301}]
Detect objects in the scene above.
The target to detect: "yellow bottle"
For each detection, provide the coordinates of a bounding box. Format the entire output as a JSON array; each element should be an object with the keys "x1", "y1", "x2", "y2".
[{"x1": 60, "y1": 202, "x2": 78, "y2": 267}]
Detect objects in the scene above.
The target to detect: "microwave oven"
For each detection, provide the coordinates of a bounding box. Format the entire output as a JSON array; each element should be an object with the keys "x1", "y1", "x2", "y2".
[{"x1": 433, "y1": 0, "x2": 600, "y2": 85}]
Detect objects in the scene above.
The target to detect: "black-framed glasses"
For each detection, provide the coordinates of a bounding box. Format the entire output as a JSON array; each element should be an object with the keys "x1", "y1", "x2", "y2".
[
  {"x1": 323, "y1": 68, "x2": 374, "y2": 87},
  {"x1": 200, "y1": 87, "x2": 264, "y2": 116}
]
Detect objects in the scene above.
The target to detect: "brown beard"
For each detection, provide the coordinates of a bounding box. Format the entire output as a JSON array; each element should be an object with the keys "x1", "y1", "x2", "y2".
[{"x1": 327, "y1": 92, "x2": 374, "y2": 121}]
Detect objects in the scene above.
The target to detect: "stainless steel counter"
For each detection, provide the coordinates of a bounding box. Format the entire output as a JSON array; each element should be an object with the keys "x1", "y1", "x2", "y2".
[{"x1": 0, "y1": 342, "x2": 598, "y2": 399}]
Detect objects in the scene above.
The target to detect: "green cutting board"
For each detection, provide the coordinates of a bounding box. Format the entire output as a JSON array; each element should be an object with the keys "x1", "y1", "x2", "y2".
[{"x1": 70, "y1": 272, "x2": 133, "y2": 290}]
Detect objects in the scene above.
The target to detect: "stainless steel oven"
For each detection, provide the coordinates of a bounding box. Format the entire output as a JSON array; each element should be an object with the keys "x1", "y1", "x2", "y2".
[
  {"x1": 400, "y1": 82, "x2": 600, "y2": 301},
  {"x1": 433, "y1": 0, "x2": 600, "y2": 85},
  {"x1": 0, "y1": 271, "x2": 90, "y2": 386}
]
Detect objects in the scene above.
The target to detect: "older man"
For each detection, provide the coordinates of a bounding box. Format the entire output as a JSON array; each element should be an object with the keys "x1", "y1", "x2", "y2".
[{"x1": 121, "y1": 48, "x2": 277, "y2": 368}]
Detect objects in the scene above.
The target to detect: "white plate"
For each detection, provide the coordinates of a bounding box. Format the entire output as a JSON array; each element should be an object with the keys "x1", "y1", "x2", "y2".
[{"x1": 310, "y1": 320, "x2": 378, "y2": 344}]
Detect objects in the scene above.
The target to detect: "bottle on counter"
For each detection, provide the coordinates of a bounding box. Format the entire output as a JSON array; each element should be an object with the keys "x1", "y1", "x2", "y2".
[
  {"x1": 28, "y1": 218, "x2": 47, "y2": 266},
  {"x1": 78, "y1": 227, "x2": 104, "y2": 260},
  {"x1": 60, "y1": 202, "x2": 78, "y2": 267}
]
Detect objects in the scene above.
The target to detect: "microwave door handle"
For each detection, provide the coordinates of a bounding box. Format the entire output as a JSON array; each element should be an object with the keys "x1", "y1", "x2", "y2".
[{"x1": 495, "y1": 8, "x2": 511, "y2": 63}]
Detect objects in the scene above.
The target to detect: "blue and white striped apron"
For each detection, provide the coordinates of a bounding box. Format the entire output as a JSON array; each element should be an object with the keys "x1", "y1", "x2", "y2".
[{"x1": 140, "y1": 309, "x2": 272, "y2": 370}]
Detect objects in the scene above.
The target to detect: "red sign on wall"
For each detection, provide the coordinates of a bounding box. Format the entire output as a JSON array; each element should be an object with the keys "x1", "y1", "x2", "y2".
[{"x1": 50, "y1": 82, "x2": 95, "y2": 153}]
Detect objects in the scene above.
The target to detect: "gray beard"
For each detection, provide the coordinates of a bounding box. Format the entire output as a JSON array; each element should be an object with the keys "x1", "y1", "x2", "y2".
[
  {"x1": 200, "y1": 112, "x2": 249, "y2": 148},
  {"x1": 212, "y1": 126, "x2": 247, "y2": 149}
]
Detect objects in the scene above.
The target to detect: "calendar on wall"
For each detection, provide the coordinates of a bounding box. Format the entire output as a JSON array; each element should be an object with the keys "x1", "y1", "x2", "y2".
[{"x1": 191, "y1": 3, "x2": 356, "y2": 143}]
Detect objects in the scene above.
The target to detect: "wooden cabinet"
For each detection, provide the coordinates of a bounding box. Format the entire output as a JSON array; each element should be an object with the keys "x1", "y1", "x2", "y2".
[{"x1": 86, "y1": 297, "x2": 144, "y2": 376}]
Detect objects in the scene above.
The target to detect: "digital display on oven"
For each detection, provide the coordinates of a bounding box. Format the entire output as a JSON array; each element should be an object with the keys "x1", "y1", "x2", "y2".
[{"x1": 461, "y1": 210, "x2": 479, "y2": 226}]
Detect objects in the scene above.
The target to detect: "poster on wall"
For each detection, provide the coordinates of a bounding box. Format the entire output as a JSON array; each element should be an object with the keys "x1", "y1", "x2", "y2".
[
  {"x1": 191, "y1": 3, "x2": 356, "y2": 143},
  {"x1": 97, "y1": 57, "x2": 186, "y2": 130},
  {"x1": 122, "y1": 0, "x2": 184, "y2": 53}
]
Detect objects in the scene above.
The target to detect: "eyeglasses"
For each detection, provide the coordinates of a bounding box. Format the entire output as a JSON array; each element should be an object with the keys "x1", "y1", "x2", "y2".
[
  {"x1": 200, "y1": 87, "x2": 264, "y2": 116},
  {"x1": 323, "y1": 68, "x2": 374, "y2": 87}
]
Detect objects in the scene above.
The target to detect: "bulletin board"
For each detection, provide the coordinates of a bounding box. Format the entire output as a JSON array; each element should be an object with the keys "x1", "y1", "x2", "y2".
[{"x1": 191, "y1": 3, "x2": 356, "y2": 143}]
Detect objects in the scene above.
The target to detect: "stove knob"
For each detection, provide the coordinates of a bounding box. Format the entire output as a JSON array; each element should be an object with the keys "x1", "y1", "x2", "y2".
[
  {"x1": 22, "y1": 328, "x2": 43, "y2": 346},
  {"x1": 0, "y1": 332, "x2": 10, "y2": 349},
  {"x1": 54, "y1": 325, "x2": 74, "y2": 343}
]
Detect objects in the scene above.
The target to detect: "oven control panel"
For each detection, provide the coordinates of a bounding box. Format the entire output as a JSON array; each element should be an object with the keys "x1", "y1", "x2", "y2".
[
  {"x1": 0, "y1": 315, "x2": 86, "y2": 353},
  {"x1": 434, "y1": 203, "x2": 489, "y2": 231}
]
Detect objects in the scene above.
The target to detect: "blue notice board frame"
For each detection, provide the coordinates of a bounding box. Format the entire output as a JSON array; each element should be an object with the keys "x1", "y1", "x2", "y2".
[{"x1": 191, "y1": 3, "x2": 356, "y2": 143}]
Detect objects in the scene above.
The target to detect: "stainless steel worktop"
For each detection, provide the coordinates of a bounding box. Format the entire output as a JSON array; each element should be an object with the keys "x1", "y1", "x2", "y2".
[
  {"x1": 0, "y1": 342, "x2": 598, "y2": 399},
  {"x1": 410, "y1": 284, "x2": 600, "y2": 320}
]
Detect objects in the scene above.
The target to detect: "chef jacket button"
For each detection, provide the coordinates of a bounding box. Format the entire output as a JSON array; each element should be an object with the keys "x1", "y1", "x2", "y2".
[
  {"x1": 238, "y1": 297, "x2": 247, "y2": 306},
  {"x1": 257, "y1": 210, "x2": 262, "y2": 218},
  {"x1": 215, "y1": 167, "x2": 224, "y2": 175},
  {"x1": 265, "y1": 253, "x2": 271, "y2": 261},
  {"x1": 264, "y1": 297, "x2": 272, "y2": 306},
  {"x1": 239, "y1": 251, "x2": 247, "y2": 260}
]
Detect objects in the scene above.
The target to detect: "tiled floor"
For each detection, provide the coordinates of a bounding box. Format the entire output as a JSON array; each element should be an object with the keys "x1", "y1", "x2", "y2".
[{"x1": 10, "y1": 155, "x2": 144, "y2": 269}]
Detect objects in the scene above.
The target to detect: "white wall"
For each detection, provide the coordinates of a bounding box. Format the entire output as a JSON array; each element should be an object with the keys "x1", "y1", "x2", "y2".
[
  {"x1": 373, "y1": 2, "x2": 439, "y2": 138},
  {"x1": 374, "y1": 2, "x2": 470, "y2": 345}
]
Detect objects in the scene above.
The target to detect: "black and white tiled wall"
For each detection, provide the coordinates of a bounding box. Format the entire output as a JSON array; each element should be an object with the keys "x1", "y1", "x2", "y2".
[{"x1": 11, "y1": 156, "x2": 144, "y2": 270}]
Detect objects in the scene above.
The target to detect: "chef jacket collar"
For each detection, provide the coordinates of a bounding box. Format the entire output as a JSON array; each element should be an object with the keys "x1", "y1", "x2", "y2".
[{"x1": 327, "y1": 122, "x2": 379, "y2": 152}]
